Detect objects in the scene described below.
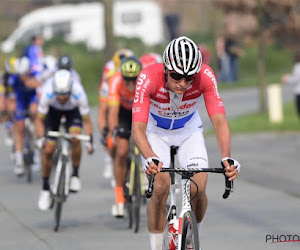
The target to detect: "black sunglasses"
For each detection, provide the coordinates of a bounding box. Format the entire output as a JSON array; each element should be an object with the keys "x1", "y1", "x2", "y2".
[
  {"x1": 169, "y1": 72, "x2": 195, "y2": 82},
  {"x1": 55, "y1": 92, "x2": 70, "y2": 96}
]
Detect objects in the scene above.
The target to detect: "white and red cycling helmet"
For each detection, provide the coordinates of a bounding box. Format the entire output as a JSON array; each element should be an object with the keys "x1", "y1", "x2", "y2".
[{"x1": 163, "y1": 36, "x2": 202, "y2": 76}]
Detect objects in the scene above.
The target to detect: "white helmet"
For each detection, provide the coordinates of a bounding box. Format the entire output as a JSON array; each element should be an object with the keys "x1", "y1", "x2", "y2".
[
  {"x1": 15, "y1": 57, "x2": 31, "y2": 75},
  {"x1": 43, "y1": 55, "x2": 57, "y2": 71},
  {"x1": 53, "y1": 69, "x2": 72, "y2": 94},
  {"x1": 163, "y1": 36, "x2": 202, "y2": 75}
]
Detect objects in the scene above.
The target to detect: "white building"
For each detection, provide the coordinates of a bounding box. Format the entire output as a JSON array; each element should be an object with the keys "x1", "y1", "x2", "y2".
[{"x1": 1, "y1": 1, "x2": 164, "y2": 53}]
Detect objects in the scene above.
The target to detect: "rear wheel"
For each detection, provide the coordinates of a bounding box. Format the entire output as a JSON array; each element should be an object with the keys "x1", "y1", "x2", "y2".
[
  {"x1": 54, "y1": 162, "x2": 66, "y2": 232},
  {"x1": 180, "y1": 211, "x2": 199, "y2": 250},
  {"x1": 124, "y1": 157, "x2": 132, "y2": 228}
]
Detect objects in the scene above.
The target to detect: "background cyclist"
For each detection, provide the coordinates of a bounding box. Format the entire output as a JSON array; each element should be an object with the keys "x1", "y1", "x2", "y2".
[
  {"x1": 106, "y1": 56, "x2": 142, "y2": 217},
  {"x1": 56, "y1": 55, "x2": 81, "y2": 82},
  {"x1": 140, "y1": 52, "x2": 163, "y2": 69},
  {"x1": 8, "y1": 56, "x2": 42, "y2": 176},
  {"x1": 132, "y1": 36, "x2": 241, "y2": 250},
  {"x1": 35, "y1": 69, "x2": 94, "y2": 210},
  {"x1": 97, "y1": 49, "x2": 134, "y2": 180}
]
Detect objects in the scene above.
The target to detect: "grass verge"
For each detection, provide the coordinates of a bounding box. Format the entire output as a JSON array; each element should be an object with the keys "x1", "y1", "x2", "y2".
[{"x1": 228, "y1": 101, "x2": 299, "y2": 134}]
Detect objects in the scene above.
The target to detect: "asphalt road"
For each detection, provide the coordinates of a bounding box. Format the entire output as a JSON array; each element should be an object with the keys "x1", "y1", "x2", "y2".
[{"x1": 0, "y1": 85, "x2": 299, "y2": 250}]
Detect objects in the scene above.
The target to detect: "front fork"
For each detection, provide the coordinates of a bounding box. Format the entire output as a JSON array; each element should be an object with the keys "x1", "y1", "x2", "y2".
[{"x1": 177, "y1": 178, "x2": 192, "y2": 250}]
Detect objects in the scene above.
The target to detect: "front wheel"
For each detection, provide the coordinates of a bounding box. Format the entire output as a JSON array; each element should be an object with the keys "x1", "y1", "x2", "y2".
[
  {"x1": 53, "y1": 162, "x2": 66, "y2": 232},
  {"x1": 179, "y1": 211, "x2": 199, "y2": 250},
  {"x1": 25, "y1": 162, "x2": 32, "y2": 183}
]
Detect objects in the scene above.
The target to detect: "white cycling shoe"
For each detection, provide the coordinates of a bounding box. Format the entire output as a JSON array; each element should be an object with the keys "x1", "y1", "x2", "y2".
[
  {"x1": 112, "y1": 203, "x2": 124, "y2": 218},
  {"x1": 70, "y1": 176, "x2": 81, "y2": 192},
  {"x1": 14, "y1": 164, "x2": 25, "y2": 176},
  {"x1": 103, "y1": 152, "x2": 113, "y2": 179},
  {"x1": 38, "y1": 190, "x2": 51, "y2": 211},
  {"x1": 103, "y1": 163, "x2": 113, "y2": 179}
]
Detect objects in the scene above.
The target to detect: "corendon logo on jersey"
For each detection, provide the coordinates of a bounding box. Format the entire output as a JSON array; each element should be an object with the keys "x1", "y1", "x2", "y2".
[
  {"x1": 204, "y1": 68, "x2": 220, "y2": 99},
  {"x1": 134, "y1": 73, "x2": 147, "y2": 103},
  {"x1": 151, "y1": 100, "x2": 197, "y2": 110},
  {"x1": 151, "y1": 100, "x2": 196, "y2": 118},
  {"x1": 178, "y1": 101, "x2": 197, "y2": 109}
]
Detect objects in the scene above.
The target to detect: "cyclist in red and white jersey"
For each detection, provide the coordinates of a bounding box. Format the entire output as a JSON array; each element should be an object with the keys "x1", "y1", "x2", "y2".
[{"x1": 132, "y1": 36, "x2": 241, "y2": 250}]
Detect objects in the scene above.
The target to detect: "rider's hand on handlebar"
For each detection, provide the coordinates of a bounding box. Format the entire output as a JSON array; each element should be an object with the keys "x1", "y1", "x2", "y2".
[
  {"x1": 222, "y1": 157, "x2": 241, "y2": 181},
  {"x1": 35, "y1": 137, "x2": 46, "y2": 150},
  {"x1": 85, "y1": 134, "x2": 94, "y2": 155},
  {"x1": 85, "y1": 142, "x2": 94, "y2": 154},
  {"x1": 145, "y1": 157, "x2": 162, "y2": 176},
  {"x1": 100, "y1": 127, "x2": 109, "y2": 146}
]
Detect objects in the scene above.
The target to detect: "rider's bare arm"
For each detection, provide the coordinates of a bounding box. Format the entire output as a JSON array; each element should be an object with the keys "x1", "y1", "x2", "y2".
[
  {"x1": 97, "y1": 100, "x2": 108, "y2": 133},
  {"x1": 132, "y1": 122, "x2": 156, "y2": 159},
  {"x1": 209, "y1": 113, "x2": 231, "y2": 158},
  {"x1": 82, "y1": 114, "x2": 93, "y2": 136},
  {"x1": 210, "y1": 113, "x2": 238, "y2": 181},
  {"x1": 20, "y1": 75, "x2": 42, "y2": 89},
  {"x1": 132, "y1": 121, "x2": 162, "y2": 175},
  {"x1": 35, "y1": 114, "x2": 45, "y2": 138},
  {"x1": 107, "y1": 104, "x2": 119, "y2": 136}
]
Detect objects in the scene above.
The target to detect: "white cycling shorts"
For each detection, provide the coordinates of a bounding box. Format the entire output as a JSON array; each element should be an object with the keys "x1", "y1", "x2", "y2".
[{"x1": 142, "y1": 130, "x2": 208, "y2": 172}]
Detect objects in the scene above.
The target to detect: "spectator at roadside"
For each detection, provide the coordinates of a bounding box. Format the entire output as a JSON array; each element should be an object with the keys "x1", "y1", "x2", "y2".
[
  {"x1": 215, "y1": 35, "x2": 230, "y2": 83},
  {"x1": 23, "y1": 35, "x2": 45, "y2": 75},
  {"x1": 281, "y1": 51, "x2": 300, "y2": 120},
  {"x1": 224, "y1": 24, "x2": 244, "y2": 82}
]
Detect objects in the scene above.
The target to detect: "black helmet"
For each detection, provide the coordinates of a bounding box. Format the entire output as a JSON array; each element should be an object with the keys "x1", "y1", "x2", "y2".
[{"x1": 57, "y1": 55, "x2": 72, "y2": 70}]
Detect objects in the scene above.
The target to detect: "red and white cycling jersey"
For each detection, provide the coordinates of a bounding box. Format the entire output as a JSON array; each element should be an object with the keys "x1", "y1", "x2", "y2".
[{"x1": 132, "y1": 63, "x2": 225, "y2": 132}]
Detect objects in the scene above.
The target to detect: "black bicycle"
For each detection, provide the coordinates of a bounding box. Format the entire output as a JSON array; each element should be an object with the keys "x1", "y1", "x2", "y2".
[
  {"x1": 124, "y1": 140, "x2": 146, "y2": 233},
  {"x1": 146, "y1": 146, "x2": 234, "y2": 249}
]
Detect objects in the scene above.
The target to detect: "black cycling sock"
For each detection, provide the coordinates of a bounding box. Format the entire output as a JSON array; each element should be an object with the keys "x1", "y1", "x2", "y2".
[
  {"x1": 72, "y1": 166, "x2": 79, "y2": 177},
  {"x1": 43, "y1": 177, "x2": 50, "y2": 190}
]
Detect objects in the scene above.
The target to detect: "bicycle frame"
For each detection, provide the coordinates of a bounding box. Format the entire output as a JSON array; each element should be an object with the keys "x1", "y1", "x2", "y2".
[
  {"x1": 146, "y1": 146, "x2": 234, "y2": 249},
  {"x1": 48, "y1": 131, "x2": 90, "y2": 231},
  {"x1": 176, "y1": 177, "x2": 195, "y2": 249},
  {"x1": 49, "y1": 131, "x2": 90, "y2": 197},
  {"x1": 126, "y1": 140, "x2": 146, "y2": 233},
  {"x1": 51, "y1": 138, "x2": 71, "y2": 197},
  {"x1": 128, "y1": 144, "x2": 145, "y2": 197}
]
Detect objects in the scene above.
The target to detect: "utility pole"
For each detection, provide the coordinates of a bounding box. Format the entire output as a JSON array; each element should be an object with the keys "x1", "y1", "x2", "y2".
[
  {"x1": 257, "y1": 0, "x2": 266, "y2": 113},
  {"x1": 102, "y1": 0, "x2": 115, "y2": 62}
]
